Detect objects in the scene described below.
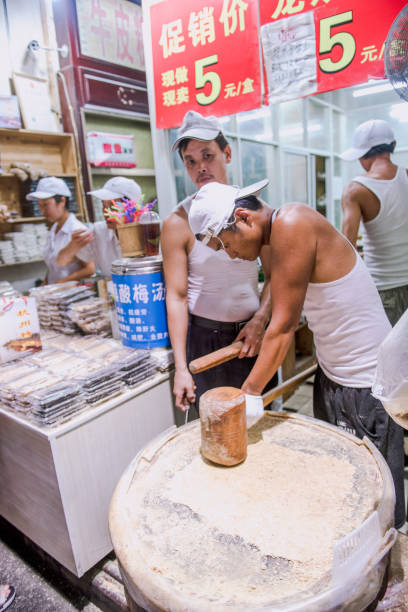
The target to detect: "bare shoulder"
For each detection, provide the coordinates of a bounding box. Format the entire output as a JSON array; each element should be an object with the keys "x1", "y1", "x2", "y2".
[
  {"x1": 341, "y1": 180, "x2": 376, "y2": 208},
  {"x1": 162, "y1": 207, "x2": 189, "y2": 236},
  {"x1": 274, "y1": 202, "x2": 317, "y2": 228},
  {"x1": 161, "y1": 206, "x2": 194, "y2": 254}
]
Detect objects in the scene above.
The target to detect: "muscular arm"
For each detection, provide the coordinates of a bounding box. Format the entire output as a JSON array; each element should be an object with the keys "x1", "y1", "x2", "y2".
[
  {"x1": 55, "y1": 259, "x2": 95, "y2": 283},
  {"x1": 57, "y1": 230, "x2": 94, "y2": 266},
  {"x1": 162, "y1": 212, "x2": 196, "y2": 411},
  {"x1": 242, "y1": 209, "x2": 316, "y2": 395},
  {"x1": 341, "y1": 183, "x2": 363, "y2": 248},
  {"x1": 236, "y1": 245, "x2": 272, "y2": 357}
]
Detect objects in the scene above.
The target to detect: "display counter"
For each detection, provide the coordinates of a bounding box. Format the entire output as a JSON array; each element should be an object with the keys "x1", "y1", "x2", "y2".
[{"x1": 0, "y1": 372, "x2": 176, "y2": 577}]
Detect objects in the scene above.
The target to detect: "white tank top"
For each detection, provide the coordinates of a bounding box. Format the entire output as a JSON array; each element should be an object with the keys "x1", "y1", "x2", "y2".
[
  {"x1": 353, "y1": 166, "x2": 408, "y2": 290},
  {"x1": 303, "y1": 248, "x2": 391, "y2": 387},
  {"x1": 181, "y1": 196, "x2": 260, "y2": 322}
]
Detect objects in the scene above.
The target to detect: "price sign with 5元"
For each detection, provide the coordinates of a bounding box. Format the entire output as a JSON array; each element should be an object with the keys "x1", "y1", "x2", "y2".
[
  {"x1": 149, "y1": 0, "x2": 262, "y2": 129},
  {"x1": 260, "y1": 0, "x2": 407, "y2": 104}
]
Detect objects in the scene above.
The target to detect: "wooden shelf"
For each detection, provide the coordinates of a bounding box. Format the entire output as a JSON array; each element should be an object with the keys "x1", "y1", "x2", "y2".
[
  {"x1": 90, "y1": 167, "x2": 155, "y2": 177},
  {"x1": 0, "y1": 128, "x2": 86, "y2": 223},
  {"x1": 0, "y1": 173, "x2": 78, "y2": 179},
  {"x1": 0, "y1": 258, "x2": 44, "y2": 268},
  {"x1": 0, "y1": 128, "x2": 73, "y2": 142},
  {"x1": 3, "y1": 216, "x2": 46, "y2": 223},
  {"x1": 1, "y1": 214, "x2": 84, "y2": 224}
]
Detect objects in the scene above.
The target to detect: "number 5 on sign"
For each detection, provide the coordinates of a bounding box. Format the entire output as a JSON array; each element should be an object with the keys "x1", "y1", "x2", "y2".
[
  {"x1": 195, "y1": 55, "x2": 221, "y2": 106},
  {"x1": 319, "y1": 11, "x2": 356, "y2": 73}
]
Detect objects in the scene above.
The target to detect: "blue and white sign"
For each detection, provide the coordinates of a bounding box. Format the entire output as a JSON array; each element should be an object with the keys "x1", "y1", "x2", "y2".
[{"x1": 112, "y1": 269, "x2": 169, "y2": 349}]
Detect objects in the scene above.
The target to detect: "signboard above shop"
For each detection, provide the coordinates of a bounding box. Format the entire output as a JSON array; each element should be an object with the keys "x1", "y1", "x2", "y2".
[
  {"x1": 149, "y1": 0, "x2": 262, "y2": 129},
  {"x1": 260, "y1": 0, "x2": 407, "y2": 104},
  {"x1": 146, "y1": 0, "x2": 406, "y2": 128},
  {"x1": 76, "y1": 0, "x2": 145, "y2": 71}
]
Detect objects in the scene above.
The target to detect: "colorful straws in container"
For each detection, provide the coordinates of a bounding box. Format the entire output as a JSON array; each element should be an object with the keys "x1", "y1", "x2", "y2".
[{"x1": 103, "y1": 196, "x2": 157, "y2": 225}]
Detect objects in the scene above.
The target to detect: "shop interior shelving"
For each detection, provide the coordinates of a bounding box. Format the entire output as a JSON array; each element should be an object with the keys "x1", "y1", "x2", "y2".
[{"x1": 0, "y1": 128, "x2": 86, "y2": 267}]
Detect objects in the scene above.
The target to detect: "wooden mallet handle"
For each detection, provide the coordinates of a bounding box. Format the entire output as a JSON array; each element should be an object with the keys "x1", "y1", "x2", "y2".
[
  {"x1": 261, "y1": 364, "x2": 317, "y2": 407},
  {"x1": 189, "y1": 341, "x2": 244, "y2": 374}
]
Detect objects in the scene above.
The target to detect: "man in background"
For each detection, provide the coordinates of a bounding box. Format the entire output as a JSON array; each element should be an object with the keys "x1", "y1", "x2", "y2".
[
  {"x1": 341, "y1": 119, "x2": 408, "y2": 325},
  {"x1": 57, "y1": 177, "x2": 142, "y2": 278},
  {"x1": 161, "y1": 111, "x2": 276, "y2": 414}
]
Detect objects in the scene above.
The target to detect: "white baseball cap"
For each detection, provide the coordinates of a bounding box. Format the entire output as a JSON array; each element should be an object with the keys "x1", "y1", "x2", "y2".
[
  {"x1": 88, "y1": 177, "x2": 142, "y2": 201},
  {"x1": 189, "y1": 179, "x2": 269, "y2": 244},
  {"x1": 26, "y1": 177, "x2": 71, "y2": 200},
  {"x1": 171, "y1": 111, "x2": 223, "y2": 152},
  {"x1": 340, "y1": 119, "x2": 395, "y2": 161}
]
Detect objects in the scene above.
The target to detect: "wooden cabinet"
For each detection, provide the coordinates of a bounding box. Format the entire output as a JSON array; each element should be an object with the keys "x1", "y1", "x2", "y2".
[
  {"x1": 0, "y1": 128, "x2": 86, "y2": 272},
  {"x1": 0, "y1": 128, "x2": 86, "y2": 224}
]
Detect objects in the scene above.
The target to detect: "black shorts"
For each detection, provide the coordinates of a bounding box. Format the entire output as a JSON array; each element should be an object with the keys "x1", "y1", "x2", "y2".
[
  {"x1": 187, "y1": 315, "x2": 278, "y2": 414},
  {"x1": 313, "y1": 365, "x2": 406, "y2": 529}
]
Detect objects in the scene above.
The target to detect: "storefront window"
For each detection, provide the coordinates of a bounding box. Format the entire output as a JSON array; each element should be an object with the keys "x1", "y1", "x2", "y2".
[
  {"x1": 279, "y1": 99, "x2": 304, "y2": 148},
  {"x1": 283, "y1": 152, "x2": 308, "y2": 205},
  {"x1": 334, "y1": 200, "x2": 342, "y2": 230},
  {"x1": 240, "y1": 140, "x2": 277, "y2": 206},
  {"x1": 226, "y1": 136, "x2": 239, "y2": 186},
  {"x1": 307, "y1": 99, "x2": 329, "y2": 151},
  {"x1": 333, "y1": 111, "x2": 346, "y2": 154},
  {"x1": 237, "y1": 107, "x2": 273, "y2": 142}
]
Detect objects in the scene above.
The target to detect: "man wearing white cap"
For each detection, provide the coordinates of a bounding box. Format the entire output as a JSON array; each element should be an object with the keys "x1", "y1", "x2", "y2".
[
  {"x1": 162, "y1": 110, "x2": 276, "y2": 414},
  {"x1": 57, "y1": 177, "x2": 142, "y2": 277},
  {"x1": 188, "y1": 179, "x2": 405, "y2": 529},
  {"x1": 341, "y1": 119, "x2": 408, "y2": 325},
  {"x1": 27, "y1": 177, "x2": 94, "y2": 284}
]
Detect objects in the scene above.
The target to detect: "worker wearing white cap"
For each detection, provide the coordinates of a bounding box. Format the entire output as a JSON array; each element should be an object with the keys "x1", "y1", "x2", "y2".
[
  {"x1": 341, "y1": 119, "x2": 408, "y2": 325},
  {"x1": 27, "y1": 177, "x2": 94, "y2": 284},
  {"x1": 57, "y1": 177, "x2": 142, "y2": 278},
  {"x1": 162, "y1": 110, "x2": 277, "y2": 414},
  {"x1": 189, "y1": 179, "x2": 405, "y2": 530}
]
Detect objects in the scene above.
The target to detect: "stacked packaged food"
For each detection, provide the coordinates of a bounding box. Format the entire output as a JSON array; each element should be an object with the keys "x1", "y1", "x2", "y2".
[
  {"x1": 30, "y1": 284, "x2": 95, "y2": 333},
  {"x1": 0, "y1": 332, "x2": 170, "y2": 427},
  {"x1": 0, "y1": 361, "x2": 84, "y2": 425},
  {"x1": 70, "y1": 337, "x2": 155, "y2": 387},
  {"x1": 67, "y1": 297, "x2": 111, "y2": 336},
  {"x1": 30, "y1": 344, "x2": 125, "y2": 406}
]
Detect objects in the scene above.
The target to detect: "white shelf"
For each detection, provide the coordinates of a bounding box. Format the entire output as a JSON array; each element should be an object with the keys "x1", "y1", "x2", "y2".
[
  {"x1": 0, "y1": 258, "x2": 45, "y2": 268},
  {"x1": 90, "y1": 167, "x2": 155, "y2": 177}
]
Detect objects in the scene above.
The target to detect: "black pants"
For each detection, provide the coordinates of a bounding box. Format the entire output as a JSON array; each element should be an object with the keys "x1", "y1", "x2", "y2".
[
  {"x1": 187, "y1": 317, "x2": 278, "y2": 414},
  {"x1": 313, "y1": 366, "x2": 406, "y2": 529}
]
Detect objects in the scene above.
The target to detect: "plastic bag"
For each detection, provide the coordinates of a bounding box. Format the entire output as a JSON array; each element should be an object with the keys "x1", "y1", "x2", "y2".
[{"x1": 372, "y1": 309, "x2": 408, "y2": 429}]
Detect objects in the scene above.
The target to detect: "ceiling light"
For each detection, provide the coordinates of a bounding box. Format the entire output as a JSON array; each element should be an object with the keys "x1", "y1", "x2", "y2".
[{"x1": 352, "y1": 82, "x2": 394, "y2": 97}]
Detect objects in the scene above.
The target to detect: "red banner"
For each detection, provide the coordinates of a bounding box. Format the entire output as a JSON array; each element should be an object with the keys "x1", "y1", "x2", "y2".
[
  {"x1": 260, "y1": 0, "x2": 406, "y2": 103},
  {"x1": 150, "y1": 0, "x2": 262, "y2": 129}
]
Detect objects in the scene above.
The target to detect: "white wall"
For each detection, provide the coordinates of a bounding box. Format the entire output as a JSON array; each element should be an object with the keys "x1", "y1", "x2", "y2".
[{"x1": 0, "y1": 0, "x2": 59, "y2": 95}]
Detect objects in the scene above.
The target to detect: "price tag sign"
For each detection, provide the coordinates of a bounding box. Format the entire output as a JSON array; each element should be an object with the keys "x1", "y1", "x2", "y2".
[
  {"x1": 149, "y1": 0, "x2": 262, "y2": 129},
  {"x1": 260, "y1": 0, "x2": 407, "y2": 103}
]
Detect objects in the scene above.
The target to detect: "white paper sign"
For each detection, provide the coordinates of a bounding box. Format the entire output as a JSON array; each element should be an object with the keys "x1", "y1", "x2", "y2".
[
  {"x1": 0, "y1": 297, "x2": 42, "y2": 364},
  {"x1": 261, "y1": 11, "x2": 317, "y2": 105}
]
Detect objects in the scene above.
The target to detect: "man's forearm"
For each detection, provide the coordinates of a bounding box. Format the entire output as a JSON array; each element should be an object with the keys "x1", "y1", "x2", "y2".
[
  {"x1": 166, "y1": 297, "x2": 190, "y2": 370},
  {"x1": 243, "y1": 327, "x2": 294, "y2": 394}
]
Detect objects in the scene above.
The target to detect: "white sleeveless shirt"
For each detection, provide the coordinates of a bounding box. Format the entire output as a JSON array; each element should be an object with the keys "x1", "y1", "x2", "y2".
[
  {"x1": 181, "y1": 195, "x2": 260, "y2": 322},
  {"x1": 303, "y1": 248, "x2": 391, "y2": 387},
  {"x1": 353, "y1": 166, "x2": 408, "y2": 290}
]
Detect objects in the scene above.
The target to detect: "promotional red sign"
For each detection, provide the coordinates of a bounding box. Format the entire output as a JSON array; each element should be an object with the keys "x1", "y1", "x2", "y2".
[
  {"x1": 150, "y1": 0, "x2": 262, "y2": 129},
  {"x1": 259, "y1": 0, "x2": 406, "y2": 103}
]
